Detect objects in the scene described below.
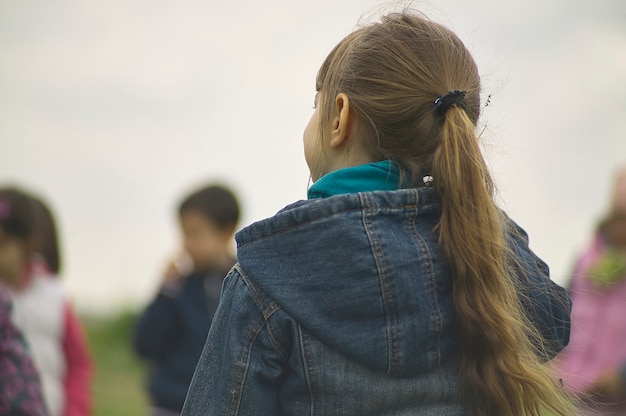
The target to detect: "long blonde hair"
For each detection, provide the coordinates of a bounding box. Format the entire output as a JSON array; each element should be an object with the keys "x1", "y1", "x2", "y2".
[{"x1": 315, "y1": 12, "x2": 574, "y2": 415}]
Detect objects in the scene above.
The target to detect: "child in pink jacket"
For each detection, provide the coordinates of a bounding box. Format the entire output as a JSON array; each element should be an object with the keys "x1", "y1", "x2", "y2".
[
  {"x1": 0, "y1": 187, "x2": 92, "y2": 416},
  {"x1": 555, "y1": 166, "x2": 626, "y2": 414}
]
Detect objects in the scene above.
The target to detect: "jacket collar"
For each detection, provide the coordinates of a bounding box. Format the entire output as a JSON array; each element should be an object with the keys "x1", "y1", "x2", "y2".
[{"x1": 307, "y1": 160, "x2": 402, "y2": 200}]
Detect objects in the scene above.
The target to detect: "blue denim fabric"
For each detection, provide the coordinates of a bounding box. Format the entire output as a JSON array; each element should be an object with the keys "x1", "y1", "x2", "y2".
[{"x1": 182, "y1": 187, "x2": 571, "y2": 415}]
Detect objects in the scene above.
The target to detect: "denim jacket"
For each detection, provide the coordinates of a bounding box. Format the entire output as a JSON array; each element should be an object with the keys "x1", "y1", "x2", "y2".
[{"x1": 182, "y1": 187, "x2": 571, "y2": 416}]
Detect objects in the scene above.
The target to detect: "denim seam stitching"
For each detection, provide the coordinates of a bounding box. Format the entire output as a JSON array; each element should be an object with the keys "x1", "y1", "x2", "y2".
[
  {"x1": 236, "y1": 265, "x2": 282, "y2": 321},
  {"x1": 237, "y1": 267, "x2": 289, "y2": 359},
  {"x1": 409, "y1": 213, "x2": 443, "y2": 367},
  {"x1": 298, "y1": 326, "x2": 320, "y2": 416},
  {"x1": 360, "y1": 192, "x2": 400, "y2": 376},
  {"x1": 238, "y1": 200, "x2": 432, "y2": 249},
  {"x1": 226, "y1": 314, "x2": 265, "y2": 416},
  {"x1": 264, "y1": 316, "x2": 290, "y2": 361}
]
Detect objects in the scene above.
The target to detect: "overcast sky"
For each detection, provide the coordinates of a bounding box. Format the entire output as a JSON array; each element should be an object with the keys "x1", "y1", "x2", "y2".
[{"x1": 1, "y1": 0, "x2": 625, "y2": 315}]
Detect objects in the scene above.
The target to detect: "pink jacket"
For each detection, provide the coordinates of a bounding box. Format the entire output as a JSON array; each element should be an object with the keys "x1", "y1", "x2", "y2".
[{"x1": 555, "y1": 235, "x2": 626, "y2": 412}]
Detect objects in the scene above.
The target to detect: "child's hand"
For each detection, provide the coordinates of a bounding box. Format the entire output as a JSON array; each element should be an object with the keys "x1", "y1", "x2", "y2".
[
  {"x1": 161, "y1": 254, "x2": 193, "y2": 291},
  {"x1": 163, "y1": 261, "x2": 182, "y2": 283}
]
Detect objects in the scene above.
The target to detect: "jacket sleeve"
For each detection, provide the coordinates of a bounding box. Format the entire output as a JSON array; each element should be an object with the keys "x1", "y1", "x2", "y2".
[
  {"x1": 506, "y1": 219, "x2": 572, "y2": 359},
  {"x1": 182, "y1": 267, "x2": 288, "y2": 416},
  {"x1": 132, "y1": 288, "x2": 183, "y2": 359},
  {"x1": 61, "y1": 302, "x2": 93, "y2": 416}
]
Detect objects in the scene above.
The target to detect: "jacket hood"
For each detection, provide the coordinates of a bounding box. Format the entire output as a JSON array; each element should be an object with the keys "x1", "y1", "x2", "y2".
[{"x1": 235, "y1": 188, "x2": 457, "y2": 377}]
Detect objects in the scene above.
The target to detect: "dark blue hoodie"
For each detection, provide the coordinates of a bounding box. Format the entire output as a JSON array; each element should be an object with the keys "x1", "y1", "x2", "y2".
[{"x1": 134, "y1": 264, "x2": 232, "y2": 412}]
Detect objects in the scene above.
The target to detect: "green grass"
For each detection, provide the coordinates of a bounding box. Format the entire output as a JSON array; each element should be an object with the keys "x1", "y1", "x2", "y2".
[{"x1": 84, "y1": 311, "x2": 149, "y2": 415}]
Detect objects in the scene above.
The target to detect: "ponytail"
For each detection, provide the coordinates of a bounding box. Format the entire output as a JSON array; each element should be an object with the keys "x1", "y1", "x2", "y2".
[
  {"x1": 314, "y1": 11, "x2": 576, "y2": 414},
  {"x1": 431, "y1": 107, "x2": 575, "y2": 415}
]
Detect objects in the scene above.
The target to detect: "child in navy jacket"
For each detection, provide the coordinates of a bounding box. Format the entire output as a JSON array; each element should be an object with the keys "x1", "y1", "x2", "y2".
[{"x1": 133, "y1": 184, "x2": 240, "y2": 415}]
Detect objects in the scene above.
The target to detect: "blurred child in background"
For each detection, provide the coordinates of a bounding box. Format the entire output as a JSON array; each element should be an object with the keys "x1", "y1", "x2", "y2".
[
  {"x1": 0, "y1": 187, "x2": 92, "y2": 416},
  {"x1": 0, "y1": 282, "x2": 47, "y2": 416},
  {"x1": 133, "y1": 184, "x2": 240, "y2": 416},
  {"x1": 0, "y1": 193, "x2": 47, "y2": 416},
  {"x1": 555, "y1": 165, "x2": 626, "y2": 415}
]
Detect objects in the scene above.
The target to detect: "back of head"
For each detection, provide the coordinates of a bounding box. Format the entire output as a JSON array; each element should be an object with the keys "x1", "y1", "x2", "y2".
[
  {"x1": 178, "y1": 184, "x2": 240, "y2": 232},
  {"x1": 0, "y1": 187, "x2": 35, "y2": 243},
  {"x1": 316, "y1": 11, "x2": 574, "y2": 415},
  {"x1": 0, "y1": 187, "x2": 36, "y2": 284},
  {"x1": 315, "y1": 12, "x2": 480, "y2": 184},
  {"x1": 0, "y1": 188, "x2": 62, "y2": 275}
]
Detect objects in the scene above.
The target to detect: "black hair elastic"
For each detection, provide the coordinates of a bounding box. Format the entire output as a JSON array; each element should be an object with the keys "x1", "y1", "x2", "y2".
[{"x1": 433, "y1": 90, "x2": 467, "y2": 120}]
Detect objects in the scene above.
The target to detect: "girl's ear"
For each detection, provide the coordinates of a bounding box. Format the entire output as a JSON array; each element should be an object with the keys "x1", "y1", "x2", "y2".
[{"x1": 330, "y1": 93, "x2": 353, "y2": 149}]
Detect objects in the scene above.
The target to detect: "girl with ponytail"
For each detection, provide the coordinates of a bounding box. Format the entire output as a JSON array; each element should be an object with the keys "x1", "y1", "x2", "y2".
[{"x1": 183, "y1": 11, "x2": 575, "y2": 416}]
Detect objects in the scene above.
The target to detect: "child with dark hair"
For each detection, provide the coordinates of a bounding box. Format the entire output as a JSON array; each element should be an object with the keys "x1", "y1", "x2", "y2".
[
  {"x1": 0, "y1": 191, "x2": 47, "y2": 416},
  {"x1": 0, "y1": 187, "x2": 92, "y2": 416},
  {"x1": 133, "y1": 184, "x2": 240, "y2": 415}
]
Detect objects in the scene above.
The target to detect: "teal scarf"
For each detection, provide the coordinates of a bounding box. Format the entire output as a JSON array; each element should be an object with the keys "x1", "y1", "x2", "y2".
[{"x1": 307, "y1": 160, "x2": 402, "y2": 200}]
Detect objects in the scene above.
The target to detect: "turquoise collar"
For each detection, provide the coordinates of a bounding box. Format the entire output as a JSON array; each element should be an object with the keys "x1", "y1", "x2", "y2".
[{"x1": 308, "y1": 160, "x2": 402, "y2": 199}]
